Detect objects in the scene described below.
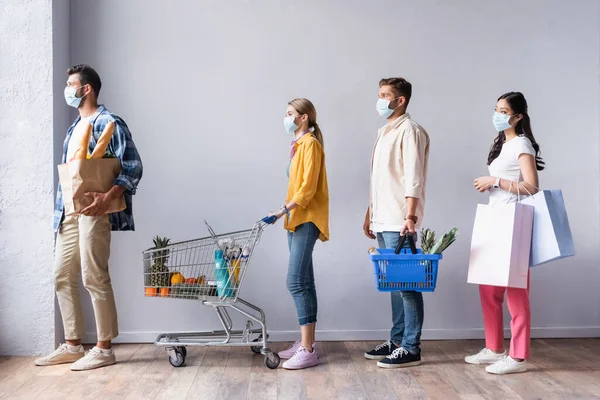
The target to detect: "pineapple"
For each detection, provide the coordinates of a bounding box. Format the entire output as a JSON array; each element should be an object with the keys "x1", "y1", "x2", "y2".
[
  {"x1": 420, "y1": 229, "x2": 436, "y2": 254},
  {"x1": 148, "y1": 235, "x2": 171, "y2": 287}
]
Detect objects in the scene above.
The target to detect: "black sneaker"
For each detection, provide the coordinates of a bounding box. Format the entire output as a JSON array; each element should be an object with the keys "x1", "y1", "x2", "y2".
[
  {"x1": 364, "y1": 341, "x2": 399, "y2": 360},
  {"x1": 377, "y1": 347, "x2": 421, "y2": 368}
]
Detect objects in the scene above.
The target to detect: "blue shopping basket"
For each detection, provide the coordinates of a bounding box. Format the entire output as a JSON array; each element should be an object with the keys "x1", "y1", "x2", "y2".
[{"x1": 369, "y1": 234, "x2": 442, "y2": 292}]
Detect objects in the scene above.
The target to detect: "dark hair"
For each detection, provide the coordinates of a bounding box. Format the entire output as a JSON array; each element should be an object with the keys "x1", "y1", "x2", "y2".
[
  {"x1": 67, "y1": 64, "x2": 102, "y2": 98},
  {"x1": 487, "y1": 91, "x2": 545, "y2": 171},
  {"x1": 379, "y1": 77, "x2": 412, "y2": 107}
]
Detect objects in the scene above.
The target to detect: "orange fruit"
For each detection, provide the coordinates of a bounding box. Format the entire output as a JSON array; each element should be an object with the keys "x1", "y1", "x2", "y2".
[
  {"x1": 171, "y1": 272, "x2": 184, "y2": 285},
  {"x1": 145, "y1": 287, "x2": 157, "y2": 297}
]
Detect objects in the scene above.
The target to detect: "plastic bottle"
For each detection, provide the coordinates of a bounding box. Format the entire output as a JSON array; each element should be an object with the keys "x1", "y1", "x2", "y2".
[
  {"x1": 214, "y1": 249, "x2": 232, "y2": 297},
  {"x1": 241, "y1": 245, "x2": 251, "y2": 261}
]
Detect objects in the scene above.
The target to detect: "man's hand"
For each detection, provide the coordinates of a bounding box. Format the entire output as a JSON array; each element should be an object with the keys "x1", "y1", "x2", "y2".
[
  {"x1": 80, "y1": 192, "x2": 111, "y2": 216},
  {"x1": 363, "y1": 210, "x2": 375, "y2": 239},
  {"x1": 79, "y1": 185, "x2": 125, "y2": 217},
  {"x1": 400, "y1": 219, "x2": 415, "y2": 236}
]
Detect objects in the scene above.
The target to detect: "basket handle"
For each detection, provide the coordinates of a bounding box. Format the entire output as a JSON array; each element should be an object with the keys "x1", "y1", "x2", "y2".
[{"x1": 394, "y1": 232, "x2": 418, "y2": 255}]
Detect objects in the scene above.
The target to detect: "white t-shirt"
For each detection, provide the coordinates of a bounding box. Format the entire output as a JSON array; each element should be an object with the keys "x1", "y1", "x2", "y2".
[
  {"x1": 488, "y1": 136, "x2": 536, "y2": 205},
  {"x1": 66, "y1": 117, "x2": 91, "y2": 162}
]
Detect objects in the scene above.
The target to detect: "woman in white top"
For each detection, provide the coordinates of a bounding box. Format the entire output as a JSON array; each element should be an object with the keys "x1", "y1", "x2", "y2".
[{"x1": 466, "y1": 92, "x2": 544, "y2": 375}]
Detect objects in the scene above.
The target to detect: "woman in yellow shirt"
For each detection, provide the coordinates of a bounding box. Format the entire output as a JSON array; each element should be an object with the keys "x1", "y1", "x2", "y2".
[{"x1": 265, "y1": 98, "x2": 329, "y2": 370}]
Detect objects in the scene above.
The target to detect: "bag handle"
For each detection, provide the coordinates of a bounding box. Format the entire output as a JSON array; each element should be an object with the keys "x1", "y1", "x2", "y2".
[
  {"x1": 394, "y1": 232, "x2": 418, "y2": 255},
  {"x1": 507, "y1": 180, "x2": 539, "y2": 202}
]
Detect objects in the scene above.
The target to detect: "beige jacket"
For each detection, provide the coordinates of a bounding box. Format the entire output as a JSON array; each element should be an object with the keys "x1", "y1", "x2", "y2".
[{"x1": 370, "y1": 113, "x2": 430, "y2": 232}]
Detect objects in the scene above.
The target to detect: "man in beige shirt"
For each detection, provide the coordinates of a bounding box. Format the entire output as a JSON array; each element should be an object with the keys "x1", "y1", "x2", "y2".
[{"x1": 362, "y1": 77, "x2": 430, "y2": 369}]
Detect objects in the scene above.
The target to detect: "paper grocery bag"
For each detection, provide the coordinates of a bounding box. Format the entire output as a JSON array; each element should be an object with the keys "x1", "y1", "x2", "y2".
[
  {"x1": 467, "y1": 202, "x2": 534, "y2": 288},
  {"x1": 521, "y1": 190, "x2": 575, "y2": 266},
  {"x1": 57, "y1": 158, "x2": 126, "y2": 216}
]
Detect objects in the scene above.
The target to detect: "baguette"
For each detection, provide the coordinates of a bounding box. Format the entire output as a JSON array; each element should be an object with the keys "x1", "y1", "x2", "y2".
[
  {"x1": 90, "y1": 121, "x2": 115, "y2": 159},
  {"x1": 72, "y1": 122, "x2": 93, "y2": 160}
]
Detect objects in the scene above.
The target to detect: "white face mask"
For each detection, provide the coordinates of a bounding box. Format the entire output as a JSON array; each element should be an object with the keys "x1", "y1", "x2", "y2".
[
  {"x1": 64, "y1": 85, "x2": 87, "y2": 108},
  {"x1": 376, "y1": 96, "x2": 401, "y2": 118},
  {"x1": 492, "y1": 111, "x2": 514, "y2": 132},
  {"x1": 284, "y1": 115, "x2": 298, "y2": 135}
]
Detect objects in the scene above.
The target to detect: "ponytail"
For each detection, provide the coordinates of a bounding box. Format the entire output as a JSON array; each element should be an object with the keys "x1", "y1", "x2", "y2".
[
  {"x1": 311, "y1": 121, "x2": 324, "y2": 148},
  {"x1": 288, "y1": 98, "x2": 324, "y2": 148}
]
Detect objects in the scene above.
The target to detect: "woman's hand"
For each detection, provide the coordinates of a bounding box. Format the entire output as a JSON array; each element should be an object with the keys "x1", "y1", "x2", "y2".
[
  {"x1": 265, "y1": 210, "x2": 286, "y2": 224},
  {"x1": 474, "y1": 176, "x2": 495, "y2": 192}
]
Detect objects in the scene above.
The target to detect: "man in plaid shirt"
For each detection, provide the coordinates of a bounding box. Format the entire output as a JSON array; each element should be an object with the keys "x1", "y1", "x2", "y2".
[{"x1": 36, "y1": 64, "x2": 143, "y2": 371}]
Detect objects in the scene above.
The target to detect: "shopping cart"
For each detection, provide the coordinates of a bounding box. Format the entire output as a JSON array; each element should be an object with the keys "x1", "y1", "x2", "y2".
[
  {"x1": 142, "y1": 219, "x2": 280, "y2": 369},
  {"x1": 369, "y1": 233, "x2": 443, "y2": 292}
]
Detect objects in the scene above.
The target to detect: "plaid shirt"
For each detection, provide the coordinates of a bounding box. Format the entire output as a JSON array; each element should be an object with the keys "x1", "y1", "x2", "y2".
[{"x1": 53, "y1": 105, "x2": 143, "y2": 232}]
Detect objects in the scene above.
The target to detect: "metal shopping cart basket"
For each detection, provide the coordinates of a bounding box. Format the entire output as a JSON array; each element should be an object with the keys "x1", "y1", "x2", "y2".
[
  {"x1": 369, "y1": 233, "x2": 443, "y2": 292},
  {"x1": 142, "y1": 220, "x2": 280, "y2": 369}
]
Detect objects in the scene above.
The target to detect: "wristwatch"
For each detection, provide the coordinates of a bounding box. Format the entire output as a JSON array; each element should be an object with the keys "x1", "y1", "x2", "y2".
[
  {"x1": 405, "y1": 215, "x2": 418, "y2": 224},
  {"x1": 280, "y1": 205, "x2": 289, "y2": 215},
  {"x1": 493, "y1": 177, "x2": 501, "y2": 189}
]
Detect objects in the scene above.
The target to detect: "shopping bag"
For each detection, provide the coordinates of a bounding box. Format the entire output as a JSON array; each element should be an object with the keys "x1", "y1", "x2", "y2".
[
  {"x1": 467, "y1": 202, "x2": 534, "y2": 288},
  {"x1": 57, "y1": 158, "x2": 126, "y2": 216},
  {"x1": 521, "y1": 190, "x2": 575, "y2": 266}
]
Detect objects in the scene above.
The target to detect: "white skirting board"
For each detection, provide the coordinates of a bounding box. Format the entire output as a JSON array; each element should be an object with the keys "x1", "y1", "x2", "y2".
[{"x1": 84, "y1": 326, "x2": 600, "y2": 344}]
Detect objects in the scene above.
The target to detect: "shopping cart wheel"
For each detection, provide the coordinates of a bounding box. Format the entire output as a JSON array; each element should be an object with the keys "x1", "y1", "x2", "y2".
[
  {"x1": 169, "y1": 349, "x2": 186, "y2": 367},
  {"x1": 264, "y1": 352, "x2": 280, "y2": 369},
  {"x1": 175, "y1": 346, "x2": 187, "y2": 358},
  {"x1": 251, "y1": 338, "x2": 262, "y2": 354}
]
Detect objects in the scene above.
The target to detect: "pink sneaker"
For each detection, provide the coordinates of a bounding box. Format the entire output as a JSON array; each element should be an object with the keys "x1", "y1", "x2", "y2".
[
  {"x1": 282, "y1": 347, "x2": 319, "y2": 370},
  {"x1": 279, "y1": 341, "x2": 317, "y2": 359}
]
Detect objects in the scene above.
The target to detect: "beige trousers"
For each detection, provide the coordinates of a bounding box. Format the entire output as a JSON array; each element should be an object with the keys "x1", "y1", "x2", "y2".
[{"x1": 54, "y1": 214, "x2": 118, "y2": 341}]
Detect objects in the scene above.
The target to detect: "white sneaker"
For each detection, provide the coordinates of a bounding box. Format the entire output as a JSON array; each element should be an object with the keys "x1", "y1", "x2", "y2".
[
  {"x1": 35, "y1": 343, "x2": 84, "y2": 366},
  {"x1": 486, "y1": 356, "x2": 528, "y2": 375},
  {"x1": 465, "y1": 348, "x2": 506, "y2": 365},
  {"x1": 279, "y1": 341, "x2": 316, "y2": 359},
  {"x1": 71, "y1": 346, "x2": 116, "y2": 371}
]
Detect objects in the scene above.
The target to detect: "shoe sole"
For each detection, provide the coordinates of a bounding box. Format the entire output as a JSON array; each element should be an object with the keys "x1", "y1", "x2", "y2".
[
  {"x1": 35, "y1": 355, "x2": 84, "y2": 366},
  {"x1": 35, "y1": 359, "x2": 80, "y2": 366},
  {"x1": 364, "y1": 353, "x2": 388, "y2": 361},
  {"x1": 464, "y1": 358, "x2": 503, "y2": 365},
  {"x1": 377, "y1": 360, "x2": 422, "y2": 369},
  {"x1": 486, "y1": 367, "x2": 528, "y2": 375},
  {"x1": 282, "y1": 360, "x2": 319, "y2": 370},
  {"x1": 71, "y1": 360, "x2": 116, "y2": 371}
]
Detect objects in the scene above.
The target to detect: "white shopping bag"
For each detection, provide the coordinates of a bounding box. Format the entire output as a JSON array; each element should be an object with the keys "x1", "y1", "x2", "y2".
[
  {"x1": 521, "y1": 190, "x2": 575, "y2": 266},
  {"x1": 467, "y1": 202, "x2": 534, "y2": 288}
]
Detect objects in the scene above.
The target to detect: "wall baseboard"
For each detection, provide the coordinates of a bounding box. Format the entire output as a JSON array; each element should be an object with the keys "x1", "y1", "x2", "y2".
[{"x1": 84, "y1": 326, "x2": 600, "y2": 344}]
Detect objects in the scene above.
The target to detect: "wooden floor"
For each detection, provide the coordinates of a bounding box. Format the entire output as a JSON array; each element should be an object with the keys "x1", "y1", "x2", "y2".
[{"x1": 1, "y1": 339, "x2": 599, "y2": 400}]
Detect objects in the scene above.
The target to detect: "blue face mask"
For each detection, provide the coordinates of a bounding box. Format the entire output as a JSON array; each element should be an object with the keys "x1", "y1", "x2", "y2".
[
  {"x1": 376, "y1": 97, "x2": 401, "y2": 118},
  {"x1": 492, "y1": 112, "x2": 513, "y2": 132},
  {"x1": 64, "y1": 85, "x2": 87, "y2": 108},
  {"x1": 284, "y1": 115, "x2": 298, "y2": 135}
]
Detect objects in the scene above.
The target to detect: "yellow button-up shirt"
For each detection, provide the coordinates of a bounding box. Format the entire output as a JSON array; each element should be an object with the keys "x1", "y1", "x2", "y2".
[{"x1": 284, "y1": 134, "x2": 330, "y2": 242}]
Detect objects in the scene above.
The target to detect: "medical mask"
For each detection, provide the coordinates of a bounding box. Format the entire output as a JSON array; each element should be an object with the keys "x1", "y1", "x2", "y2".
[
  {"x1": 64, "y1": 85, "x2": 87, "y2": 108},
  {"x1": 284, "y1": 116, "x2": 298, "y2": 135},
  {"x1": 492, "y1": 112, "x2": 513, "y2": 132},
  {"x1": 376, "y1": 97, "x2": 401, "y2": 118}
]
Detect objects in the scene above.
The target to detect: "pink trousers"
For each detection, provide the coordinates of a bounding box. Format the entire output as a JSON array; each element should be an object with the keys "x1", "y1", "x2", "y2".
[{"x1": 479, "y1": 275, "x2": 530, "y2": 359}]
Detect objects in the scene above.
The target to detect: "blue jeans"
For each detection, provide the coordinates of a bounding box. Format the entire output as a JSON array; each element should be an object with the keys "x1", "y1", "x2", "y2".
[
  {"x1": 377, "y1": 231, "x2": 423, "y2": 354},
  {"x1": 287, "y1": 222, "x2": 319, "y2": 326}
]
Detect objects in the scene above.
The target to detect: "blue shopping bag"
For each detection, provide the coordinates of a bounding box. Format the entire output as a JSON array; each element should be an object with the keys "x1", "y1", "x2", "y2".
[{"x1": 521, "y1": 190, "x2": 575, "y2": 266}]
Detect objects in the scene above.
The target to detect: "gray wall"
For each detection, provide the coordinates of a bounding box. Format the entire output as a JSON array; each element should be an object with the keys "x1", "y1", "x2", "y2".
[
  {"x1": 66, "y1": 0, "x2": 600, "y2": 343},
  {"x1": 0, "y1": 0, "x2": 58, "y2": 355},
  {"x1": 52, "y1": 0, "x2": 71, "y2": 348}
]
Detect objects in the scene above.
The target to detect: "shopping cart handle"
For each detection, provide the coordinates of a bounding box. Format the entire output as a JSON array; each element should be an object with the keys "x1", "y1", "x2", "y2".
[{"x1": 262, "y1": 215, "x2": 278, "y2": 225}]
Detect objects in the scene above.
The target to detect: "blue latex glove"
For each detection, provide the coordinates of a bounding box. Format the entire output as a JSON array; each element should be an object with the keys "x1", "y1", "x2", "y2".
[{"x1": 262, "y1": 215, "x2": 278, "y2": 225}]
